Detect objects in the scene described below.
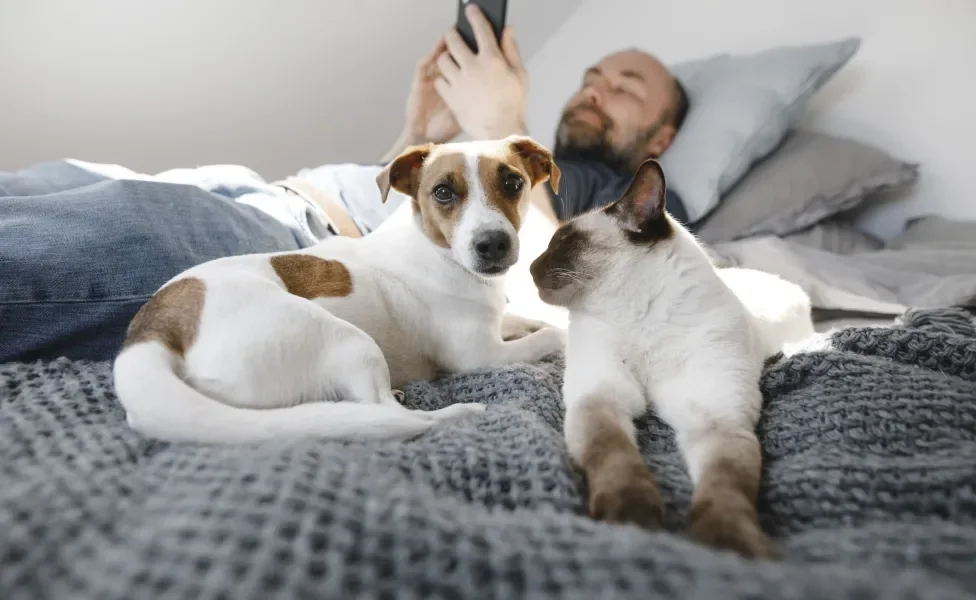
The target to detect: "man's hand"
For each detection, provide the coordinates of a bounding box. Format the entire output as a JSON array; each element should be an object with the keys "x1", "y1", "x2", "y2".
[
  {"x1": 434, "y1": 4, "x2": 528, "y2": 140},
  {"x1": 405, "y1": 39, "x2": 462, "y2": 145}
]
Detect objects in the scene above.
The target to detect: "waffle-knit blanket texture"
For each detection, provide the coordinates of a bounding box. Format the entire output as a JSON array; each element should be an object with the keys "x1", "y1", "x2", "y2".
[{"x1": 2, "y1": 308, "x2": 976, "y2": 599}]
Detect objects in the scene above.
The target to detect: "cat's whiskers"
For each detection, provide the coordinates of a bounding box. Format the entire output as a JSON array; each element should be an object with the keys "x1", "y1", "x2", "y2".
[{"x1": 550, "y1": 267, "x2": 592, "y2": 285}]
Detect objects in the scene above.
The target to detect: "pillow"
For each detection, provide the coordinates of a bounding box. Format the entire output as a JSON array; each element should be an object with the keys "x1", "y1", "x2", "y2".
[
  {"x1": 887, "y1": 215, "x2": 976, "y2": 251},
  {"x1": 781, "y1": 218, "x2": 885, "y2": 254},
  {"x1": 694, "y1": 130, "x2": 919, "y2": 244},
  {"x1": 660, "y1": 38, "x2": 861, "y2": 222}
]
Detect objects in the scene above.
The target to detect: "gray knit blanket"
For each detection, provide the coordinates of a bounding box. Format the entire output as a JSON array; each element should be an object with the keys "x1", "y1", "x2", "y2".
[{"x1": 2, "y1": 308, "x2": 976, "y2": 599}]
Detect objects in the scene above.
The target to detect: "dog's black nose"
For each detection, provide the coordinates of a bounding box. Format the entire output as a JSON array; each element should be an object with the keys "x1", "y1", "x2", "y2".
[{"x1": 473, "y1": 230, "x2": 511, "y2": 263}]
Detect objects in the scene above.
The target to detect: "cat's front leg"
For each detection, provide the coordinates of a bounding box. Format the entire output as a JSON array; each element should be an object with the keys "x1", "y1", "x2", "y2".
[
  {"x1": 682, "y1": 425, "x2": 778, "y2": 559},
  {"x1": 563, "y1": 374, "x2": 664, "y2": 530},
  {"x1": 657, "y1": 382, "x2": 778, "y2": 560}
]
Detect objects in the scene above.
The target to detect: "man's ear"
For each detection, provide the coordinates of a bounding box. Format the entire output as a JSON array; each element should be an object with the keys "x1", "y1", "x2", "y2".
[
  {"x1": 376, "y1": 143, "x2": 432, "y2": 203},
  {"x1": 608, "y1": 158, "x2": 667, "y2": 235},
  {"x1": 507, "y1": 135, "x2": 561, "y2": 193},
  {"x1": 645, "y1": 124, "x2": 677, "y2": 159}
]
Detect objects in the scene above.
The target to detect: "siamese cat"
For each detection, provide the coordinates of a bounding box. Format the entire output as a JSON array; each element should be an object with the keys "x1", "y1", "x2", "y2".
[{"x1": 530, "y1": 159, "x2": 813, "y2": 559}]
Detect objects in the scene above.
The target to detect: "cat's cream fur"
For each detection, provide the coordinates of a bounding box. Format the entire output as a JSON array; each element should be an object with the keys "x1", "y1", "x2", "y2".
[{"x1": 529, "y1": 159, "x2": 814, "y2": 559}]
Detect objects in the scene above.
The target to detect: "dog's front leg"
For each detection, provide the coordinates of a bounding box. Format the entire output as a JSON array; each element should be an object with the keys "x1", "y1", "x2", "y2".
[
  {"x1": 482, "y1": 326, "x2": 567, "y2": 368},
  {"x1": 439, "y1": 322, "x2": 566, "y2": 373},
  {"x1": 501, "y1": 313, "x2": 557, "y2": 341}
]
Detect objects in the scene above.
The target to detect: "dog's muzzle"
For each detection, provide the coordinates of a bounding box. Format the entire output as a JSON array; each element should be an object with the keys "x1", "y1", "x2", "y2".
[{"x1": 472, "y1": 230, "x2": 516, "y2": 275}]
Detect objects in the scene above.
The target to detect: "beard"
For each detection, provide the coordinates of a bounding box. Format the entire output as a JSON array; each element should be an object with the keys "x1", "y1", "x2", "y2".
[{"x1": 553, "y1": 104, "x2": 657, "y2": 174}]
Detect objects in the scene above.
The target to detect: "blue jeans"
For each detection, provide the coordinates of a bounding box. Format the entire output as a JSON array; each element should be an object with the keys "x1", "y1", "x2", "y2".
[{"x1": 0, "y1": 159, "x2": 404, "y2": 364}]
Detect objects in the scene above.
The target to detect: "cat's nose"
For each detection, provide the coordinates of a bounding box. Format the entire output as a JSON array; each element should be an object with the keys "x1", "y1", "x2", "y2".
[{"x1": 530, "y1": 254, "x2": 545, "y2": 283}]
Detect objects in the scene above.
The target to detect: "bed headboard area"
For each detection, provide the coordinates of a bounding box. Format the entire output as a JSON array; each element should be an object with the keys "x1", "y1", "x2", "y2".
[{"x1": 524, "y1": 0, "x2": 976, "y2": 240}]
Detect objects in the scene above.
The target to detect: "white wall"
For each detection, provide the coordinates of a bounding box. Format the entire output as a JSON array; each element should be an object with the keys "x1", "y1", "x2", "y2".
[
  {"x1": 0, "y1": 0, "x2": 581, "y2": 180},
  {"x1": 523, "y1": 0, "x2": 976, "y2": 239}
]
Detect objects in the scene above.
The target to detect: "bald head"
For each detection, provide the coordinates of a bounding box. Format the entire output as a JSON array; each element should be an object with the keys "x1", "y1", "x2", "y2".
[{"x1": 554, "y1": 49, "x2": 688, "y2": 173}]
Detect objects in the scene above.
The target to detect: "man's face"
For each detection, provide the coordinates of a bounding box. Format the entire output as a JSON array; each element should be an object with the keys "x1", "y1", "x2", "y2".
[{"x1": 554, "y1": 50, "x2": 677, "y2": 173}]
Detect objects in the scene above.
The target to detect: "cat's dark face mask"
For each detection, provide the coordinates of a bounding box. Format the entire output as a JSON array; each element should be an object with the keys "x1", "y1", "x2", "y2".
[
  {"x1": 530, "y1": 158, "x2": 673, "y2": 308},
  {"x1": 530, "y1": 223, "x2": 593, "y2": 307}
]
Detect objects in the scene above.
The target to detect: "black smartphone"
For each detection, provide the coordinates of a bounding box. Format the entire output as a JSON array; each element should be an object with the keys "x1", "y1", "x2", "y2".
[{"x1": 456, "y1": 0, "x2": 508, "y2": 53}]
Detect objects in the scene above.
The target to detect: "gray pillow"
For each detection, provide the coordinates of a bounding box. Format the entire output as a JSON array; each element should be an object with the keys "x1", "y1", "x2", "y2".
[
  {"x1": 695, "y1": 130, "x2": 919, "y2": 244},
  {"x1": 888, "y1": 215, "x2": 976, "y2": 251},
  {"x1": 661, "y1": 38, "x2": 861, "y2": 222},
  {"x1": 782, "y1": 219, "x2": 885, "y2": 254}
]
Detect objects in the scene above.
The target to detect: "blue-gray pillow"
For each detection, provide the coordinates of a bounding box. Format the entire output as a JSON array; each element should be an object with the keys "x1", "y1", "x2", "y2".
[{"x1": 659, "y1": 38, "x2": 861, "y2": 223}]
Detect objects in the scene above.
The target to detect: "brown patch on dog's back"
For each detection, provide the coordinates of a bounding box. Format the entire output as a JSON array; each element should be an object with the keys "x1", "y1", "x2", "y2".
[
  {"x1": 122, "y1": 277, "x2": 206, "y2": 357},
  {"x1": 577, "y1": 399, "x2": 664, "y2": 530},
  {"x1": 413, "y1": 152, "x2": 469, "y2": 248},
  {"x1": 271, "y1": 254, "x2": 353, "y2": 299}
]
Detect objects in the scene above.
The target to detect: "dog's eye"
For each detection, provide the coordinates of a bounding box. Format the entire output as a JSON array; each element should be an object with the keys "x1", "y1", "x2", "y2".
[
  {"x1": 504, "y1": 175, "x2": 524, "y2": 195},
  {"x1": 432, "y1": 184, "x2": 456, "y2": 204}
]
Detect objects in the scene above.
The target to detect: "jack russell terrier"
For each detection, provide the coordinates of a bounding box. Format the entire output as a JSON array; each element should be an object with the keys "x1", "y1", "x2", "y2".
[{"x1": 113, "y1": 135, "x2": 566, "y2": 445}]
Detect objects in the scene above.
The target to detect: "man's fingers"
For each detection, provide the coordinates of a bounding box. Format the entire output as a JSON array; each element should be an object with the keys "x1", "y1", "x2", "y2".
[
  {"x1": 433, "y1": 77, "x2": 453, "y2": 104},
  {"x1": 465, "y1": 4, "x2": 502, "y2": 57},
  {"x1": 501, "y1": 27, "x2": 525, "y2": 73},
  {"x1": 444, "y1": 28, "x2": 475, "y2": 67},
  {"x1": 417, "y1": 38, "x2": 448, "y2": 73},
  {"x1": 435, "y1": 52, "x2": 460, "y2": 84}
]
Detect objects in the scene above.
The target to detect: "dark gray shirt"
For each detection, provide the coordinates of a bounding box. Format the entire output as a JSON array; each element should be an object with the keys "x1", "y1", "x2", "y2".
[{"x1": 548, "y1": 159, "x2": 689, "y2": 226}]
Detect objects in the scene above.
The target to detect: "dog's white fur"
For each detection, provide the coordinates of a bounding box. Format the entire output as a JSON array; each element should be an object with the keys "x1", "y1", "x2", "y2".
[{"x1": 113, "y1": 136, "x2": 565, "y2": 445}]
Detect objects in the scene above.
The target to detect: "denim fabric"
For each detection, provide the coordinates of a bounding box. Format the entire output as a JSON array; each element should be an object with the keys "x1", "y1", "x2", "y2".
[{"x1": 0, "y1": 161, "x2": 317, "y2": 363}]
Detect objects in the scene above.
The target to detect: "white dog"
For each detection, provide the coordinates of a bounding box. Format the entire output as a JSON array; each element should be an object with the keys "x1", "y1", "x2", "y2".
[{"x1": 113, "y1": 136, "x2": 566, "y2": 445}]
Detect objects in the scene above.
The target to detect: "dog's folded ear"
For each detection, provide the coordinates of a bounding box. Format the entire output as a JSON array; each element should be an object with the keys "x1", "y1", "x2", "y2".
[
  {"x1": 506, "y1": 135, "x2": 561, "y2": 194},
  {"x1": 376, "y1": 144, "x2": 433, "y2": 203}
]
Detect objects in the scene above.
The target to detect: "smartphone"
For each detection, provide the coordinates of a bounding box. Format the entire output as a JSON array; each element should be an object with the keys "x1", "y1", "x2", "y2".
[{"x1": 456, "y1": 0, "x2": 508, "y2": 53}]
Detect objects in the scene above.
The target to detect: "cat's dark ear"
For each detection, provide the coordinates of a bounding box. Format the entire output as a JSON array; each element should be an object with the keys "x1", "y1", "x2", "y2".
[{"x1": 607, "y1": 159, "x2": 671, "y2": 243}]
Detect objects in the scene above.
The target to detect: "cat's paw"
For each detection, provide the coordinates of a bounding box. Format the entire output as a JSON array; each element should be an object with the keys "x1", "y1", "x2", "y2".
[
  {"x1": 688, "y1": 504, "x2": 779, "y2": 560},
  {"x1": 588, "y1": 469, "x2": 665, "y2": 531},
  {"x1": 392, "y1": 389, "x2": 406, "y2": 403}
]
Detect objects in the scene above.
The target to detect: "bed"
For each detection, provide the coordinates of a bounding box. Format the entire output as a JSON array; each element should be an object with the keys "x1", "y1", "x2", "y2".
[
  {"x1": 3, "y1": 36, "x2": 976, "y2": 600},
  {"x1": 2, "y1": 306, "x2": 976, "y2": 599}
]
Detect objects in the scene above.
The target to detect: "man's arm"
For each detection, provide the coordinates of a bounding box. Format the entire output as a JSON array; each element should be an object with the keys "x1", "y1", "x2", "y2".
[
  {"x1": 382, "y1": 38, "x2": 461, "y2": 163},
  {"x1": 432, "y1": 6, "x2": 560, "y2": 226},
  {"x1": 379, "y1": 127, "x2": 419, "y2": 164}
]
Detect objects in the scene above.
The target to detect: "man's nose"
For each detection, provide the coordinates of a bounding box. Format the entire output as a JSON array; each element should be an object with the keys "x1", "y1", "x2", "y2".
[{"x1": 582, "y1": 85, "x2": 603, "y2": 108}]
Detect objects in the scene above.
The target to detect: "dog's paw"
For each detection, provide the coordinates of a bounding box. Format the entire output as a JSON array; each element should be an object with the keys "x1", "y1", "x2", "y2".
[
  {"x1": 428, "y1": 402, "x2": 487, "y2": 423},
  {"x1": 589, "y1": 469, "x2": 665, "y2": 531},
  {"x1": 536, "y1": 325, "x2": 568, "y2": 354},
  {"x1": 392, "y1": 389, "x2": 406, "y2": 403},
  {"x1": 502, "y1": 317, "x2": 552, "y2": 341}
]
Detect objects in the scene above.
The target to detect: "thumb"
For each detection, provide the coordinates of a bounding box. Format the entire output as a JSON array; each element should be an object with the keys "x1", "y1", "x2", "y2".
[{"x1": 501, "y1": 27, "x2": 525, "y2": 73}]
